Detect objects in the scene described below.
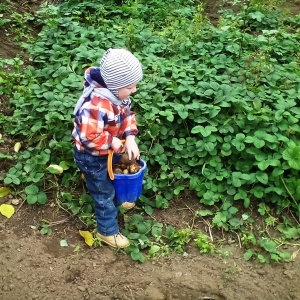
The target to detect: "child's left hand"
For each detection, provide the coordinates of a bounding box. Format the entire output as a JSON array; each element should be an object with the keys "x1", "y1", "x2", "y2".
[{"x1": 111, "y1": 137, "x2": 124, "y2": 153}]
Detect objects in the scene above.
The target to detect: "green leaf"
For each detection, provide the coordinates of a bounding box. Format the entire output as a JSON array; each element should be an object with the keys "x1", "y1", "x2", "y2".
[
  {"x1": 131, "y1": 251, "x2": 145, "y2": 262},
  {"x1": 174, "y1": 104, "x2": 189, "y2": 119},
  {"x1": 159, "y1": 110, "x2": 174, "y2": 122},
  {"x1": 165, "y1": 226, "x2": 175, "y2": 238},
  {"x1": 27, "y1": 194, "x2": 38, "y2": 204},
  {"x1": 277, "y1": 225, "x2": 300, "y2": 239},
  {"x1": 43, "y1": 91, "x2": 55, "y2": 101},
  {"x1": 244, "y1": 197, "x2": 250, "y2": 208},
  {"x1": 37, "y1": 191, "x2": 47, "y2": 205},
  {"x1": 151, "y1": 143, "x2": 164, "y2": 156},
  {"x1": 191, "y1": 125, "x2": 217, "y2": 137},
  {"x1": 251, "y1": 186, "x2": 265, "y2": 198},
  {"x1": 244, "y1": 249, "x2": 254, "y2": 261},
  {"x1": 244, "y1": 136, "x2": 254, "y2": 144},
  {"x1": 232, "y1": 135, "x2": 245, "y2": 151},
  {"x1": 128, "y1": 233, "x2": 141, "y2": 240},
  {"x1": 249, "y1": 11, "x2": 265, "y2": 21},
  {"x1": 151, "y1": 224, "x2": 163, "y2": 237},
  {"x1": 253, "y1": 98, "x2": 262, "y2": 110},
  {"x1": 228, "y1": 218, "x2": 242, "y2": 228},
  {"x1": 59, "y1": 161, "x2": 70, "y2": 170},
  {"x1": 144, "y1": 205, "x2": 153, "y2": 215},
  {"x1": 25, "y1": 184, "x2": 39, "y2": 195},
  {"x1": 137, "y1": 222, "x2": 151, "y2": 234},
  {"x1": 257, "y1": 160, "x2": 270, "y2": 171},
  {"x1": 228, "y1": 206, "x2": 238, "y2": 215},
  {"x1": 258, "y1": 239, "x2": 277, "y2": 253},
  {"x1": 149, "y1": 245, "x2": 160, "y2": 255},
  {"x1": 257, "y1": 254, "x2": 268, "y2": 263},
  {"x1": 234, "y1": 189, "x2": 247, "y2": 200},
  {"x1": 232, "y1": 172, "x2": 242, "y2": 187},
  {"x1": 282, "y1": 146, "x2": 300, "y2": 170},
  {"x1": 40, "y1": 227, "x2": 52, "y2": 235},
  {"x1": 256, "y1": 172, "x2": 268, "y2": 184},
  {"x1": 254, "y1": 139, "x2": 265, "y2": 148},
  {"x1": 196, "y1": 209, "x2": 213, "y2": 216}
]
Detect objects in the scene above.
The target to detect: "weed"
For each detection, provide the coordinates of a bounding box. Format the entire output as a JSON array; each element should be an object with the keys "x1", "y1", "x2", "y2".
[
  {"x1": 39, "y1": 219, "x2": 53, "y2": 235},
  {"x1": 169, "y1": 228, "x2": 194, "y2": 253},
  {"x1": 218, "y1": 248, "x2": 232, "y2": 260},
  {"x1": 194, "y1": 232, "x2": 215, "y2": 254}
]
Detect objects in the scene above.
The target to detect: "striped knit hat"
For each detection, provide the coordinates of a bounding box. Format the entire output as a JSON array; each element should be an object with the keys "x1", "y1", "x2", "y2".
[{"x1": 99, "y1": 48, "x2": 143, "y2": 96}]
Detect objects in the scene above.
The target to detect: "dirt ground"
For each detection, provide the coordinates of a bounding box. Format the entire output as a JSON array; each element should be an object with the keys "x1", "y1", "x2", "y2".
[
  {"x1": 1, "y1": 1, "x2": 300, "y2": 300},
  {"x1": 1, "y1": 198, "x2": 300, "y2": 300}
]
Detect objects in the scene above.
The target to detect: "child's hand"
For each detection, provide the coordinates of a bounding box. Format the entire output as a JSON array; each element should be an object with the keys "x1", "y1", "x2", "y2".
[
  {"x1": 111, "y1": 137, "x2": 123, "y2": 153},
  {"x1": 125, "y1": 135, "x2": 140, "y2": 160}
]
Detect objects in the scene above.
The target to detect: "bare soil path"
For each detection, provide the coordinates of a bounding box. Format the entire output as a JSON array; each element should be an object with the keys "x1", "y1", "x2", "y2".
[{"x1": 1, "y1": 197, "x2": 300, "y2": 300}]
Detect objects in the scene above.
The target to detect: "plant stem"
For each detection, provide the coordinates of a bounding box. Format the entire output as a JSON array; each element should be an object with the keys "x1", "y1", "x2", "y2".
[{"x1": 280, "y1": 176, "x2": 300, "y2": 222}]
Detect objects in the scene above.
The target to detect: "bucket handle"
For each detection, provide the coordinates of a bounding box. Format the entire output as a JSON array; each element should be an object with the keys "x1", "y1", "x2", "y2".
[{"x1": 107, "y1": 139, "x2": 125, "y2": 181}]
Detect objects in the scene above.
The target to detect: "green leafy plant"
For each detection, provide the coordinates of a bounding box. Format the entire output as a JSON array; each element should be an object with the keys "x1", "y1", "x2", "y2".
[
  {"x1": 168, "y1": 228, "x2": 194, "y2": 253},
  {"x1": 1, "y1": 0, "x2": 300, "y2": 263},
  {"x1": 39, "y1": 219, "x2": 53, "y2": 235},
  {"x1": 25, "y1": 184, "x2": 47, "y2": 205},
  {"x1": 123, "y1": 214, "x2": 157, "y2": 262},
  {"x1": 244, "y1": 238, "x2": 291, "y2": 263},
  {"x1": 194, "y1": 232, "x2": 215, "y2": 254}
]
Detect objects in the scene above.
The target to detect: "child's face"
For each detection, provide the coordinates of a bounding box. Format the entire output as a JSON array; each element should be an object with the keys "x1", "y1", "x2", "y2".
[{"x1": 117, "y1": 83, "x2": 137, "y2": 100}]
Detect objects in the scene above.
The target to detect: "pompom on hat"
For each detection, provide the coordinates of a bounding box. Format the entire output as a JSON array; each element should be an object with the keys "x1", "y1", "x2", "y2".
[{"x1": 99, "y1": 48, "x2": 143, "y2": 96}]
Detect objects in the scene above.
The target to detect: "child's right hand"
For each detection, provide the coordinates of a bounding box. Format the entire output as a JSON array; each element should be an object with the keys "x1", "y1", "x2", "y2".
[
  {"x1": 111, "y1": 137, "x2": 123, "y2": 153},
  {"x1": 124, "y1": 135, "x2": 140, "y2": 161}
]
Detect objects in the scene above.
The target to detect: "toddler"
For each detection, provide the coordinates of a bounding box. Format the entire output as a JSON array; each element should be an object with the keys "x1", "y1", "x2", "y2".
[{"x1": 72, "y1": 48, "x2": 143, "y2": 248}]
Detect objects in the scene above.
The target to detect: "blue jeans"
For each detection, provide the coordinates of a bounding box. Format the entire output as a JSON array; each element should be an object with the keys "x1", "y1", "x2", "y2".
[{"x1": 74, "y1": 147, "x2": 119, "y2": 236}]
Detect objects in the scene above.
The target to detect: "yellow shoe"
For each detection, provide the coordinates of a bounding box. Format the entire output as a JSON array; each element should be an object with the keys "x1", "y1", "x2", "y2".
[
  {"x1": 121, "y1": 202, "x2": 136, "y2": 210},
  {"x1": 97, "y1": 232, "x2": 130, "y2": 248}
]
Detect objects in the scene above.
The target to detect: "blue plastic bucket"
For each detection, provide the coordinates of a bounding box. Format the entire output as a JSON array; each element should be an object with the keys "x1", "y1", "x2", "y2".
[{"x1": 112, "y1": 158, "x2": 147, "y2": 205}]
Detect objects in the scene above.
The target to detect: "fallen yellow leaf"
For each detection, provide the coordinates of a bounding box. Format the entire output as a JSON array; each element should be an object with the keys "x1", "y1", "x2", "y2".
[
  {"x1": 79, "y1": 230, "x2": 94, "y2": 247},
  {"x1": 14, "y1": 142, "x2": 21, "y2": 153},
  {"x1": 291, "y1": 249, "x2": 299, "y2": 261},
  {"x1": 0, "y1": 204, "x2": 15, "y2": 218},
  {"x1": 0, "y1": 187, "x2": 10, "y2": 198}
]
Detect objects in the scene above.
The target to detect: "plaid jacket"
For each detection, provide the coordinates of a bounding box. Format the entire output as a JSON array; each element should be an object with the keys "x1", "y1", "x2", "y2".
[{"x1": 72, "y1": 93, "x2": 138, "y2": 156}]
